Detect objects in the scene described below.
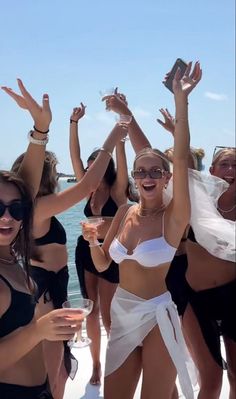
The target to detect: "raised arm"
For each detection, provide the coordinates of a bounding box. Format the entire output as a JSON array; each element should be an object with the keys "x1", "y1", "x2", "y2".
[
  {"x1": 167, "y1": 62, "x2": 202, "y2": 232},
  {"x1": 102, "y1": 91, "x2": 151, "y2": 153},
  {"x1": 156, "y1": 108, "x2": 175, "y2": 135},
  {"x1": 34, "y1": 123, "x2": 128, "y2": 220},
  {"x1": 69, "y1": 103, "x2": 86, "y2": 181},
  {"x1": 111, "y1": 139, "x2": 129, "y2": 204},
  {"x1": 2, "y1": 80, "x2": 52, "y2": 197}
]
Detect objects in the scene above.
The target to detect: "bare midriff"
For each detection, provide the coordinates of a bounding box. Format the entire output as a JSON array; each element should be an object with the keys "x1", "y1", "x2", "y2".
[
  {"x1": 119, "y1": 260, "x2": 170, "y2": 299},
  {"x1": 186, "y1": 240, "x2": 236, "y2": 291}
]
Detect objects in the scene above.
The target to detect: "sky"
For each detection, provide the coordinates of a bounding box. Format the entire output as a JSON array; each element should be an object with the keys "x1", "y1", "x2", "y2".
[{"x1": 0, "y1": 0, "x2": 235, "y2": 174}]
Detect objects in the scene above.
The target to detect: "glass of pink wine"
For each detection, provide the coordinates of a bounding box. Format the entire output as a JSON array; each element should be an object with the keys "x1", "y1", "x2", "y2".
[{"x1": 62, "y1": 297, "x2": 94, "y2": 348}]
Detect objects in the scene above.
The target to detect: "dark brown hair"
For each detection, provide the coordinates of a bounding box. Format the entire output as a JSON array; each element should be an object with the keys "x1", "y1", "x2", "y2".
[{"x1": 0, "y1": 171, "x2": 34, "y2": 289}]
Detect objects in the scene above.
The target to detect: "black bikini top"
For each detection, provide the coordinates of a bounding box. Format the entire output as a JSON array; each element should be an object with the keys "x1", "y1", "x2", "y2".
[
  {"x1": 0, "y1": 274, "x2": 36, "y2": 338},
  {"x1": 84, "y1": 195, "x2": 118, "y2": 218},
  {"x1": 35, "y1": 216, "x2": 66, "y2": 246}
]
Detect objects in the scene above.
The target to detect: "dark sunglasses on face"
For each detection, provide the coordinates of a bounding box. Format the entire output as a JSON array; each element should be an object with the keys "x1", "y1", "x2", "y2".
[
  {"x1": 131, "y1": 169, "x2": 165, "y2": 179},
  {"x1": 0, "y1": 201, "x2": 25, "y2": 221}
]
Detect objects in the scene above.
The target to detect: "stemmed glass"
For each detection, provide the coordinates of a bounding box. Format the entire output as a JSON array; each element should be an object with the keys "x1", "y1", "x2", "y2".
[{"x1": 62, "y1": 296, "x2": 94, "y2": 348}]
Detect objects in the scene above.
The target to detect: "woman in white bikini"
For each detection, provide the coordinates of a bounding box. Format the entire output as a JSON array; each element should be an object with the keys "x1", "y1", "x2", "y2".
[{"x1": 82, "y1": 61, "x2": 202, "y2": 399}]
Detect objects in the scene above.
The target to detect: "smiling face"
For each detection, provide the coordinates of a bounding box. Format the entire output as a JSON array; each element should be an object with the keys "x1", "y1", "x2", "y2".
[
  {"x1": 133, "y1": 153, "x2": 170, "y2": 204},
  {"x1": 0, "y1": 181, "x2": 23, "y2": 247},
  {"x1": 210, "y1": 149, "x2": 236, "y2": 186}
]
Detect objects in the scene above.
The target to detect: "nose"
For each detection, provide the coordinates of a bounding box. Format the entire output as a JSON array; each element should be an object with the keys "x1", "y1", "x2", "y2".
[{"x1": 0, "y1": 208, "x2": 13, "y2": 221}]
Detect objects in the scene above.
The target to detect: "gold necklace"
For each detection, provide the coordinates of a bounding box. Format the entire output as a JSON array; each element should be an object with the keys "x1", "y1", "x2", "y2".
[
  {"x1": 137, "y1": 204, "x2": 165, "y2": 217},
  {"x1": 0, "y1": 256, "x2": 16, "y2": 265},
  {"x1": 217, "y1": 203, "x2": 236, "y2": 213}
]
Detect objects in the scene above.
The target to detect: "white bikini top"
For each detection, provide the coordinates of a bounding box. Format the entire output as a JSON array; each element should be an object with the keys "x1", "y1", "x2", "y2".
[{"x1": 109, "y1": 212, "x2": 177, "y2": 268}]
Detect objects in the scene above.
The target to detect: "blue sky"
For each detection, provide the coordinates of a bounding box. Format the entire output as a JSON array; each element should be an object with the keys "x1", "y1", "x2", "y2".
[{"x1": 1, "y1": 0, "x2": 235, "y2": 173}]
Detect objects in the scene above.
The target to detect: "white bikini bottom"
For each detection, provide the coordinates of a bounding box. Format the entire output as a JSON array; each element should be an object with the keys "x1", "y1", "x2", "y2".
[{"x1": 105, "y1": 287, "x2": 197, "y2": 399}]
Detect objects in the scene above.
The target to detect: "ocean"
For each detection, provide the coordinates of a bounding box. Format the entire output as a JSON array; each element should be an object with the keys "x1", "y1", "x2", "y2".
[{"x1": 57, "y1": 179, "x2": 86, "y2": 297}]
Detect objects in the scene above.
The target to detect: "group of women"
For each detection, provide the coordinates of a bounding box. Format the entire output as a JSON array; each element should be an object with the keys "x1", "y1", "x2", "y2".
[{"x1": 0, "y1": 61, "x2": 235, "y2": 399}]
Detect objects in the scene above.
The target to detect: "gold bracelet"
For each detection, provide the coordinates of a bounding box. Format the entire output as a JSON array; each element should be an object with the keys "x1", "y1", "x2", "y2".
[{"x1": 100, "y1": 147, "x2": 113, "y2": 158}]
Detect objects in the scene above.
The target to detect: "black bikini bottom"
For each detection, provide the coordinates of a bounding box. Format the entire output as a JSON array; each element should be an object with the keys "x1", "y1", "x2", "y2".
[
  {"x1": 185, "y1": 278, "x2": 236, "y2": 369},
  {"x1": 165, "y1": 254, "x2": 188, "y2": 316},
  {"x1": 75, "y1": 235, "x2": 119, "y2": 298},
  {"x1": 0, "y1": 379, "x2": 53, "y2": 399}
]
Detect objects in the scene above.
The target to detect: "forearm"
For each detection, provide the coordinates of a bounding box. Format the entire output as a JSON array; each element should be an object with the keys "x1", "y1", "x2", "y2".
[
  {"x1": 0, "y1": 321, "x2": 41, "y2": 373},
  {"x1": 115, "y1": 141, "x2": 128, "y2": 192},
  {"x1": 173, "y1": 96, "x2": 190, "y2": 160},
  {"x1": 18, "y1": 129, "x2": 48, "y2": 197},
  {"x1": 89, "y1": 245, "x2": 111, "y2": 272},
  {"x1": 69, "y1": 121, "x2": 84, "y2": 180},
  {"x1": 128, "y1": 116, "x2": 151, "y2": 154}
]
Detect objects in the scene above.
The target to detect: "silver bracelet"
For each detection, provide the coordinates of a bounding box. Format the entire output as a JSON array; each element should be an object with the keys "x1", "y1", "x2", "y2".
[
  {"x1": 100, "y1": 147, "x2": 113, "y2": 158},
  {"x1": 28, "y1": 130, "x2": 49, "y2": 145},
  {"x1": 89, "y1": 240, "x2": 101, "y2": 248}
]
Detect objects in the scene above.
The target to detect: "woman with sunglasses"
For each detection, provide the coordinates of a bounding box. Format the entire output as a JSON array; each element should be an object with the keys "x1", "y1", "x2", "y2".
[
  {"x1": 82, "y1": 62, "x2": 202, "y2": 399},
  {"x1": 0, "y1": 80, "x2": 83, "y2": 399},
  {"x1": 69, "y1": 103, "x2": 130, "y2": 385},
  {"x1": 3, "y1": 88, "x2": 128, "y2": 399}
]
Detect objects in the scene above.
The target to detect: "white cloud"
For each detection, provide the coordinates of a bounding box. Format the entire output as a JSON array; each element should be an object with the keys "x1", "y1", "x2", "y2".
[
  {"x1": 132, "y1": 107, "x2": 151, "y2": 118},
  {"x1": 204, "y1": 92, "x2": 228, "y2": 101}
]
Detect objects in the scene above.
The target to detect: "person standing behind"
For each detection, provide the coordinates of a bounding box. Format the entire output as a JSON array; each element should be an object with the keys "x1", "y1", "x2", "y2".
[{"x1": 69, "y1": 102, "x2": 130, "y2": 385}]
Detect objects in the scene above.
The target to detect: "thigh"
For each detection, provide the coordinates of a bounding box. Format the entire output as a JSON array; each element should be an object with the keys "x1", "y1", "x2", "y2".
[
  {"x1": 104, "y1": 347, "x2": 142, "y2": 399},
  {"x1": 224, "y1": 336, "x2": 236, "y2": 379},
  {"x1": 141, "y1": 324, "x2": 176, "y2": 398},
  {"x1": 182, "y1": 304, "x2": 223, "y2": 385},
  {"x1": 98, "y1": 278, "x2": 117, "y2": 328},
  {"x1": 84, "y1": 270, "x2": 99, "y2": 311}
]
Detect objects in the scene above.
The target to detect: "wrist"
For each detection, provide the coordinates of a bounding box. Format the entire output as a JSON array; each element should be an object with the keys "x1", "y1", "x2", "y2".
[
  {"x1": 89, "y1": 239, "x2": 100, "y2": 247},
  {"x1": 70, "y1": 119, "x2": 78, "y2": 124}
]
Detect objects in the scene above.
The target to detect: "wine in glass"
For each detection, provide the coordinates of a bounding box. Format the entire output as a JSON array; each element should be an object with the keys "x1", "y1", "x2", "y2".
[{"x1": 62, "y1": 297, "x2": 94, "y2": 348}]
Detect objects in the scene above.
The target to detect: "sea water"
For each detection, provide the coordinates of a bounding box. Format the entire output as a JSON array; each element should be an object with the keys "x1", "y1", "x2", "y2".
[{"x1": 57, "y1": 179, "x2": 85, "y2": 297}]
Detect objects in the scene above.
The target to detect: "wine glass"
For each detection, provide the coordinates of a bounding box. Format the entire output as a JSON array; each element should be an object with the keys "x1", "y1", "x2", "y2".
[
  {"x1": 82, "y1": 216, "x2": 104, "y2": 247},
  {"x1": 62, "y1": 297, "x2": 94, "y2": 348}
]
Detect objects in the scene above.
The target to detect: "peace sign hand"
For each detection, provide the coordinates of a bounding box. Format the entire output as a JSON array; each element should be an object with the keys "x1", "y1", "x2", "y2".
[{"x1": 2, "y1": 79, "x2": 52, "y2": 132}]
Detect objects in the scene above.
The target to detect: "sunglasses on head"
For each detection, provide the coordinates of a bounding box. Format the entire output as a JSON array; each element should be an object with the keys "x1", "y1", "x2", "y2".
[
  {"x1": 213, "y1": 146, "x2": 236, "y2": 160},
  {"x1": 131, "y1": 169, "x2": 165, "y2": 179},
  {"x1": 0, "y1": 201, "x2": 25, "y2": 221}
]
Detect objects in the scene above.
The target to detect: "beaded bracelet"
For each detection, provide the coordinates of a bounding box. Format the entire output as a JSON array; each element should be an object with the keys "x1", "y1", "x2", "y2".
[
  {"x1": 100, "y1": 147, "x2": 113, "y2": 158},
  {"x1": 28, "y1": 130, "x2": 49, "y2": 145}
]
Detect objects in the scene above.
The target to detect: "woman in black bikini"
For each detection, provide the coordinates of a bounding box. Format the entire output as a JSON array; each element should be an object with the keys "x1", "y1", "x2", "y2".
[
  {"x1": 0, "y1": 80, "x2": 82, "y2": 399},
  {"x1": 4, "y1": 85, "x2": 128, "y2": 397},
  {"x1": 69, "y1": 103, "x2": 130, "y2": 385}
]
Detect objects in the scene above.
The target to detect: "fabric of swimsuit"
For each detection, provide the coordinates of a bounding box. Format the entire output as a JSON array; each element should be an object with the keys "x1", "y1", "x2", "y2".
[
  {"x1": 30, "y1": 216, "x2": 77, "y2": 378},
  {"x1": 75, "y1": 196, "x2": 119, "y2": 298},
  {"x1": 0, "y1": 274, "x2": 53, "y2": 399}
]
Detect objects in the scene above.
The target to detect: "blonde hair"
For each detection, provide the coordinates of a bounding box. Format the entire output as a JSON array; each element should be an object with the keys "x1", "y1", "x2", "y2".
[
  {"x1": 12, "y1": 151, "x2": 59, "y2": 197},
  {"x1": 212, "y1": 147, "x2": 236, "y2": 166},
  {"x1": 133, "y1": 147, "x2": 170, "y2": 172},
  {"x1": 164, "y1": 146, "x2": 205, "y2": 171}
]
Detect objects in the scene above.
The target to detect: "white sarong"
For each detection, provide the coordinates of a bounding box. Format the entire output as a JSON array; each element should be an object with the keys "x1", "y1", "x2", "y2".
[{"x1": 105, "y1": 287, "x2": 196, "y2": 399}]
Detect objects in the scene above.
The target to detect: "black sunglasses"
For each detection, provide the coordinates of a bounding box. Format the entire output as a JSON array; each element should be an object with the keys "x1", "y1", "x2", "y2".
[
  {"x1": 0, "y1": 201, "x2": 25, "y2": 221},
  {"x1": 131, "y1": 169, "x2": 165, "y2": 179}
]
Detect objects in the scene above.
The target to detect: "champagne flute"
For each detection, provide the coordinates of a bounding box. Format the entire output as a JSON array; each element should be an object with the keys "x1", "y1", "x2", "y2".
[{"x1": 62, "y1": 297, "x2": 94, "y2": 348}]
